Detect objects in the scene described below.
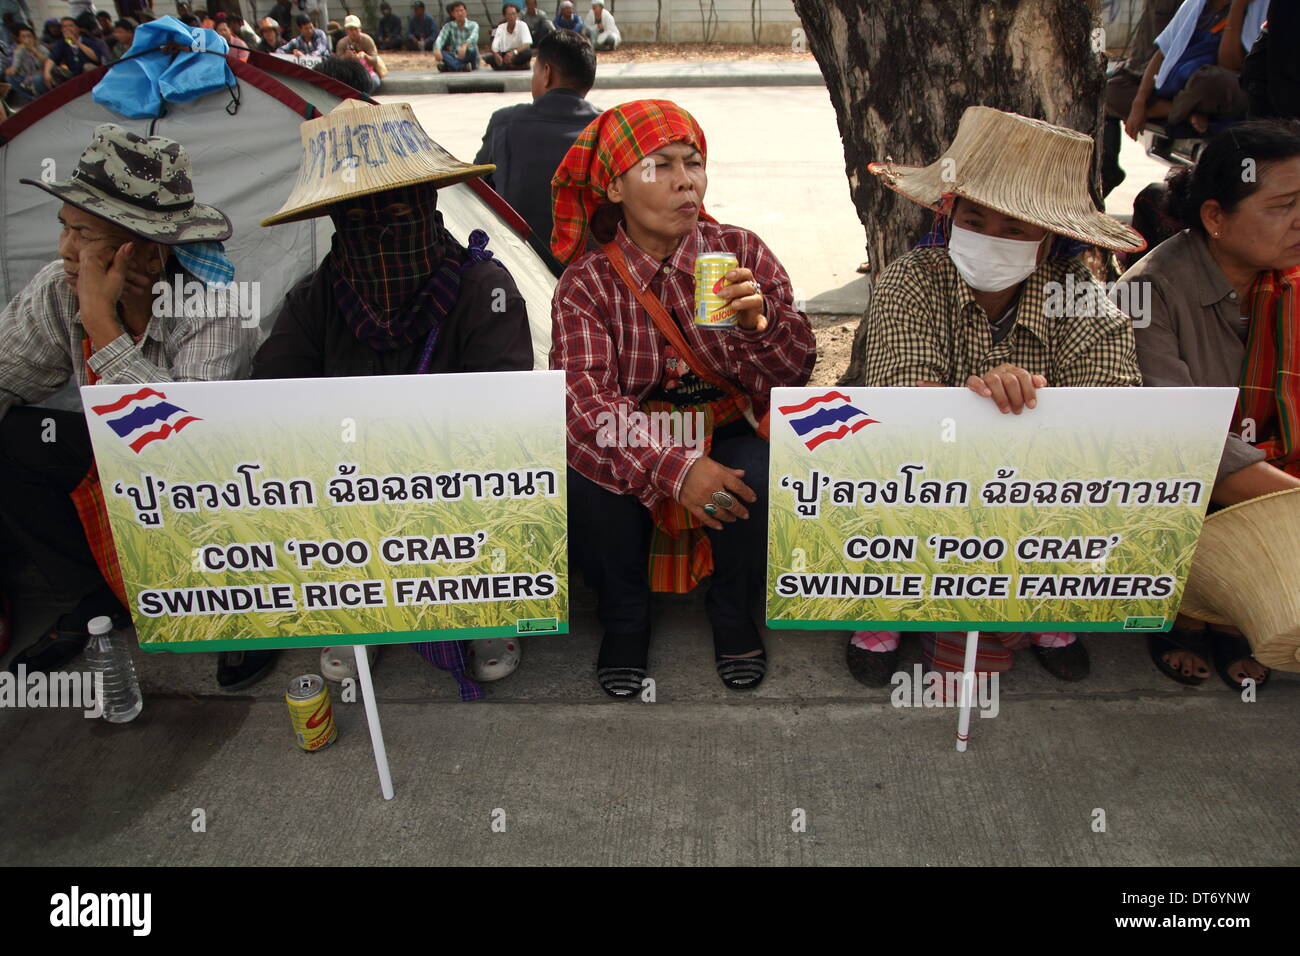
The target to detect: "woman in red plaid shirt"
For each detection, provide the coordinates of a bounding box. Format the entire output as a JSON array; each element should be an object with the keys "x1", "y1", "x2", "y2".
[{"x1": 549, "y1": 99, "x2": 817, "y2": 697}]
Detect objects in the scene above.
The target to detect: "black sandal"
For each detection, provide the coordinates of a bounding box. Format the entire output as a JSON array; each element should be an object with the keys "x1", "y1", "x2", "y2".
[
  {"x1": 1147, "y1": 628, "x2": 1212, "y2": 686},
  {"x1": 845, "y1": 638, "x2": 898, "y2": 687},
  {"x1": 713, "y1": 622, "x2": 767, "y2": 691},
  {"x1": 1210, "y1": 631, "x2": 1269, "y2": 692},
  {"x1": 596, "y1": 629, "x2": 650, "y2": 699},
  {"x1": 1030, "y1": 638, "x2": 1091, "y2": 681},
  {"x1": 8, "y1": 609, "x2": 128, "y2": 675}
]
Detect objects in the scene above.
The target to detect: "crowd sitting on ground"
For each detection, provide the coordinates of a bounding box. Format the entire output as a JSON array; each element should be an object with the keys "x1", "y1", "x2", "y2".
[
  {"x1": 0, "y1": 5, "x2": 1297, "y2": 703},
  {"x1": 0, "y1": 0, "x2": 623, "y2": 108}
]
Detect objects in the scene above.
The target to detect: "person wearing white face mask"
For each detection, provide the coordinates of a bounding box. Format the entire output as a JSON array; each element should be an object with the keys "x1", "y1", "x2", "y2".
[{"x1": 840, "y1": 105, "x2": 1147, "y2": 688}]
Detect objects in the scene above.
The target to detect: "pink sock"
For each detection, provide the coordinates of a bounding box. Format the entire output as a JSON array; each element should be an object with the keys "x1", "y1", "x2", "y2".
[
  {"x1": 850, "y1": 630, "x2": 901, "y2": 652},
  {"x1": 1030, "y1": 632, "x2": 1075, "y2": 648}
]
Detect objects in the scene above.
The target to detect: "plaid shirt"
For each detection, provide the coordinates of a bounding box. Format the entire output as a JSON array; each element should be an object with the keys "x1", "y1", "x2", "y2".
[
  {"x1": 0, "y1": 260, "x2": 257, "y2": 420},
  {"x1": 435, "y1": 18, "x2": 479, "y2": 51},
  {"x1": 853, "y1": 247, "x2": 1141, "y2": 388},
  {"x1": 551, "y1": 220, "x2": 817, "y2": 508}
]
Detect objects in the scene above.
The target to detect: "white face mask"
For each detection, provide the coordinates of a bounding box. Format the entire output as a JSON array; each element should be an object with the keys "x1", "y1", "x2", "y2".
[{"x1": 947, "y1": 222, "x2": 1046, "y2": 292}]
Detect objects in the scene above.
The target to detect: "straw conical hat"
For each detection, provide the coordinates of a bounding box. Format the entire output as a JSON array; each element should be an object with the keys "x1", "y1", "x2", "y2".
[
  {"x1": 262, "y1": 99, "x2": 495, "y2": 227},
  {"x1": 867, "y1": 105, "x2": 1145, "y2": 253},
  {"x1": 1179, "y1": 487, "x2": 1300, "y2": 672}
]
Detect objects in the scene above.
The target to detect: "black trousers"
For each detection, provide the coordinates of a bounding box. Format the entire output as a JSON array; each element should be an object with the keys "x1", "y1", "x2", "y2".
[
  {"x1": 0, "y1": 406, "x2": 122, "y2": 616},
  {"x1": 567, "y1": 421, "x2": 770, "y2": 636}
]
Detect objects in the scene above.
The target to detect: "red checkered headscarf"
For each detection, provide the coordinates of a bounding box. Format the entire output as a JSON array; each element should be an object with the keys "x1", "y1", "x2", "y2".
[{"x1": 550, "y1": 99, "x2": 715, "y2": 266}]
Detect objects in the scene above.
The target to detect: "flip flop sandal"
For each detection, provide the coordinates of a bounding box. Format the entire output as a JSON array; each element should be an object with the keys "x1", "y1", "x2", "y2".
[
  {"x1": 1210, "y1": 630, "x2": 1269, "y2": 692},
  {"x1": 320, "y1": 644, "x2": 380, "y2": 682},
  {"x1": 1029, "y1": 638, "x2": 1091, "y2": 681},
  {"x1": 1147, "y1": 629, "x2": 1212, "y2": 686},
  {"x1": 713, "y1": 622, "x2": 767, "y2": 691},
  {"x1": 846, "y1": 640, "x2": 898, "y2": 687},
  {"x1": 597, "y1": 629, "x2": 650, "y2": 699},
  {"x1": 466, "y1": 637, "x2": 520, "y2": 682}
]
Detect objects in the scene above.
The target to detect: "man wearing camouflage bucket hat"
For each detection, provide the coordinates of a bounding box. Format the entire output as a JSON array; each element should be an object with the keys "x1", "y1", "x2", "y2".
[
  {"x1": 0, "y1": 124, "x2": 256, "y2": 677},
  {"x1": 842, "y1": 105, "x2": 1147, "y2": 689},
  {"x1": 250, "y1": 98, "x2": 533, "y2": 696}
]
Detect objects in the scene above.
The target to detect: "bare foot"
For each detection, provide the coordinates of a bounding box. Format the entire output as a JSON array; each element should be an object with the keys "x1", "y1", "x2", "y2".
[
  {"x1": 1163, "y1": 648, "x2": 1210, "y2": 680},
  {"x1": 1225, "y1": 655, "x2": 1269, "y2": 686}
]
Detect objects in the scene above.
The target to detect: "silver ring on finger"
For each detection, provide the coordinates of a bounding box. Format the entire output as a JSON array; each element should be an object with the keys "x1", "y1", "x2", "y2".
[
  {"x1": 712, "y1": 491, "x2": 736, "y2": 510},
  {"x1": 703, "y1": 503, "x2": 718, "y2": 517}
]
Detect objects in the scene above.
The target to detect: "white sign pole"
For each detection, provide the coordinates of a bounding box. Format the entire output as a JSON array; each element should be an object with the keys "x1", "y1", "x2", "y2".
[
  {"x1": 955, "y1": 630, "x2": 980, "y2": 752},
  {"x1": 354, "y1": 644, "x2": 394, "y2": 800}
]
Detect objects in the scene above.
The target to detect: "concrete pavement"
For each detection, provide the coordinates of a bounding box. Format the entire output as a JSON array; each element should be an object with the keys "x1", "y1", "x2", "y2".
[
  {"x1": 382, "y1": 59, "x2": 825, "y2": 95},
  {"x1": 2, "y1": 578, "x2": 1297, "y2": 866}
]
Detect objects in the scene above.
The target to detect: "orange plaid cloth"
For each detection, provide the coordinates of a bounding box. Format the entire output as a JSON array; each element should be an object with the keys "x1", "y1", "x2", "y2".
[
  {"x1": 643, "y1": 395, "x2": 745, "y2": 593},
  {"x1": 72, "y1": 338, "x2": 128, "y2": 608},
  {"x1": 1238, "y1": 266, "x2": 1300, "y2": 476},
  {"x1": 550, "y1": 99, "x2": 716, "y2": 266}
]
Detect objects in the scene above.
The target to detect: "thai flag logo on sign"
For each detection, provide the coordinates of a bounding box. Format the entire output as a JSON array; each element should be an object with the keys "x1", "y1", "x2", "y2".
[
  {"x1": 778, "y1": 390, "x2": 878, "y2": 450},
  {"x1": 90, "y1": 387, "x2": 202, "y2": 454}
]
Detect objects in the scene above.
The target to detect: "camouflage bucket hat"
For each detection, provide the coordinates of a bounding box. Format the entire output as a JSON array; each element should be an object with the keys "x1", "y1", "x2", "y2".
[{"x1": 20, "y1": 124, "x2": 232, "y2": 245}]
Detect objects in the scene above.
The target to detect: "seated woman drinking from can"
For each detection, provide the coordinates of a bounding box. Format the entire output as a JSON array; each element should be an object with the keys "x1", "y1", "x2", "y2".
[{"x1": 549, "y1": 99, "x2": 817, "y2": 697}]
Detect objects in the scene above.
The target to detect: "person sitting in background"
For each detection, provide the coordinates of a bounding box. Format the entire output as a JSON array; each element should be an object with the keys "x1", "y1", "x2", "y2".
[
  {"x1": 254, "y1": 99, "x2": 533, "y2": 694},
  {"x1": 1, "y1": 125, "x2": 254, "y2": 682},
  {"x1": 485, "y1": 2, "x2": 531, "y2": 70},
  {"x1": 583, "y1": 1, "x2": 616, "y2": 51},
  {"x1": 475, "y1": 28, "x2": 599, "y2": 276},
  {"x1": 520, "y1": 0, "x2": 551, "y2": 45},
  {"x1": 844, "y1": 106, "x2": 1146, "y2": 687},
  {"x1": 553, "y1": 0, "x2": 581, "y2": 33},
  {"x1": 550, "y1": 100, "x2": 817, "y2": 696},
  {"x1": 43, "y1": 15, "x2": 106, "y2": 87},
  {"x1": 376, "y1": 1, "x2": 404, "y2": 50},
  {"x1": 1117, "y1": 119, "x2": 1300, "y2": 690},
  {"x1": 228, "y1": 12, "x2": 257, "y2": 46},
  {"x1": 256, "y1": 16, "x2": 281, "y2": 53},
  {"x1": 434, "y1": 1, "x2": 478, "y2": 72},
  {"x1": 40, "y1": 17, "x2": 59, "y2": 47},
  {"x1": 107, "y1": 18, "x2": 134, "y2": 62},
  {"x1": 1122, "y1": 0, "x2": 1265, "y2": 149},
  {"x1": 214, "y1": 14, "x2": 247, "y2": 60},
  {"x1": 93, "y1": 9, "x2": 112, "y2": 40},
  {"x1": 3, "y1": 21, "x2": 48, "y2": 102},
  {"x1": 313, "y1": 51, "x2": 370, "y2": 93},
  {"x1": 336, "y1": 14, "x2": 382, "y2": 92},
  {"x1": 325, "y1": 19, "x2": 344, "y2": 49},
  {"x1": 278, "y1": 13, "x2": 330, "y2": 58},
  {"x1": 405, "y1": 0, "x2": 437, "y2": 51}
]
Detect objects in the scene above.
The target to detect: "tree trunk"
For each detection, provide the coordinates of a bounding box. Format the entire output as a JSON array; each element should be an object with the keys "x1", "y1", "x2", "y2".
[{"x1": 791, "y1": 0, "x2": 1106, "y2": 384}]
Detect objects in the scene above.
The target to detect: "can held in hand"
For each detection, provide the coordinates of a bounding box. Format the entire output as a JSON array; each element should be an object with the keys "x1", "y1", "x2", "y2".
[
  {"x1": 286, "y1": 674, "x2": 337, "y2": 752},
  {"x1": 694, "y1": 251, "x2": 740, "y2": 328}
]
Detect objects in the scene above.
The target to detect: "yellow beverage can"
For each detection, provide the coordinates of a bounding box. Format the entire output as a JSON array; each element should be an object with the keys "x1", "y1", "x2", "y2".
[
  {"x1": 286, "y1": 674, "x2": 338, "y2": 752},
  {"x1": 694, "y1": 252, "x2": 740, "y2": 328}
]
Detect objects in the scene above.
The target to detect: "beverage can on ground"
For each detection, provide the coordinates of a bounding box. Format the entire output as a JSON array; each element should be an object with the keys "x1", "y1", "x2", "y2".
[
  {"x1": 286, "y1": 674, "x2": 337, "y2": 752},
  {"x1": 694, "y1": 251, "x2": 740, "y2": 328}
]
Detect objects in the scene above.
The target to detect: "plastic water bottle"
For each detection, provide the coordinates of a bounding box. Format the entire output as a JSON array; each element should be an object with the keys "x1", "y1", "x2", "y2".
[{"x1": 84, "y1": 616, "x2": 143, "y2": 724}]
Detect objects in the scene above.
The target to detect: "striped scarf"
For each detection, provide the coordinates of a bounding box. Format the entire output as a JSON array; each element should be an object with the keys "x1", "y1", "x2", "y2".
[
  {"x1": 550, "y1": 99, "x2": 716, "y2": 267},
  {"x1": 1238, "y1": 266, "x2": 1300, "y2": 476}
]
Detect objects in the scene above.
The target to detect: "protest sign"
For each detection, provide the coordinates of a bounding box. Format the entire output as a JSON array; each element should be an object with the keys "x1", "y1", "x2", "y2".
[
  {"x1": 82, "y1": 371, "x2": 568, "y2": 652},
  {"x1": 766, "y1": 387, "x2": 1237, "y2": 633}
]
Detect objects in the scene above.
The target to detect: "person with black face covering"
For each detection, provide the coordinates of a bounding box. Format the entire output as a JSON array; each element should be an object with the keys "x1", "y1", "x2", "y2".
[{"x1": 234, "y1": 99, "x2": 535, "y2": 695}]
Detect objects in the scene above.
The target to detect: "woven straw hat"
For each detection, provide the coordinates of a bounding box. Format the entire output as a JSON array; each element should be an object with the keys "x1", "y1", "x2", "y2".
[
  {"x1": 262, "y1": 99, "x2": 495, "y2": 227},
  {"x1": 867, "y1": 105, "x2": 1145, "y2": 253},
  {"x1": 1179, "y1": 487, "x2": 1300, "y2": 672}
]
